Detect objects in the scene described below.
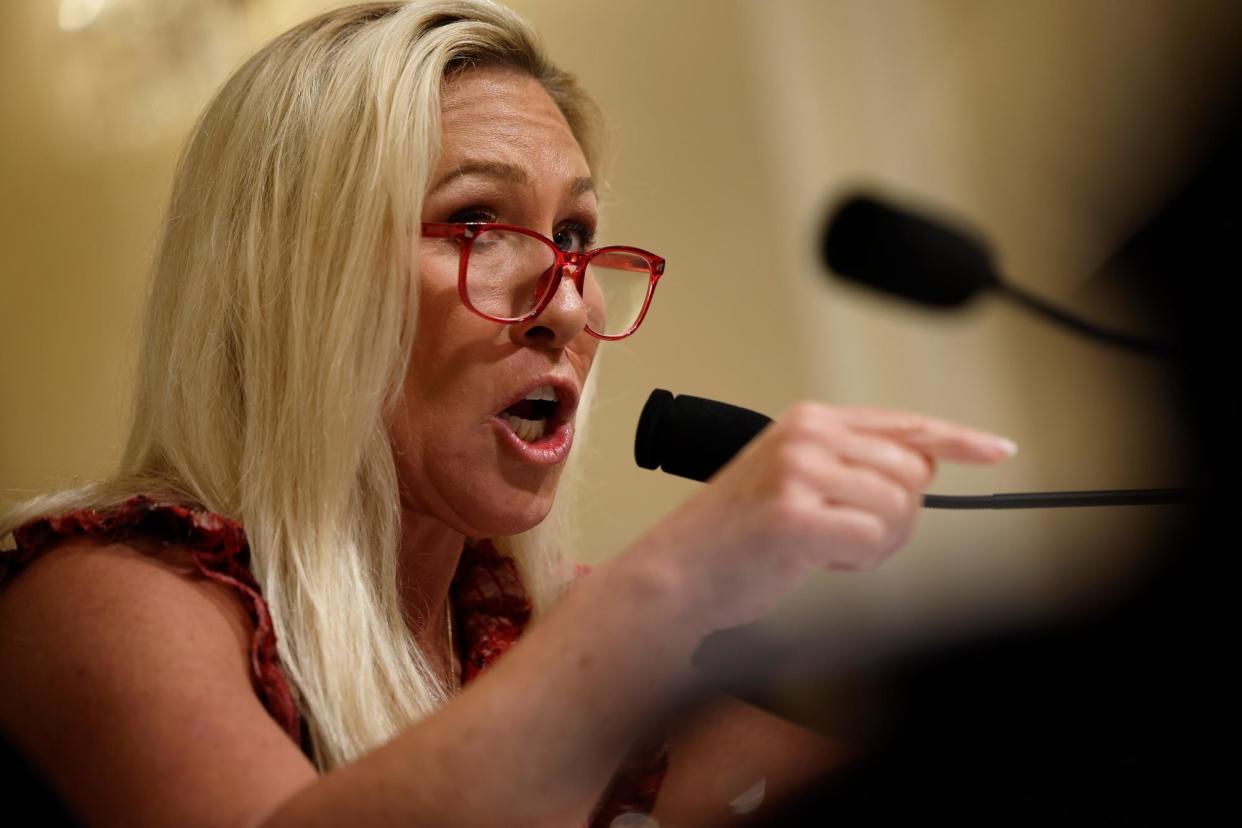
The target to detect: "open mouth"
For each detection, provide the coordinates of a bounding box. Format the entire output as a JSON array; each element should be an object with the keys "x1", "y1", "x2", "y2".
[
  {"x1": 501, "y1": 394, "x2": 561, "y2": 444},
  {"x1": 498, "y1": 394, "x2": 562, "y2": 443}
]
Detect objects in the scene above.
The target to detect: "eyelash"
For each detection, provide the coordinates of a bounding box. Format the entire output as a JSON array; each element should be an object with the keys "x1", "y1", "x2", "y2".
[
  {"x1": 446, "y1": 207, "x2": 498, "y2": 225},
  {"x1": 446, "y1": 206, "x2": 596, "y2": 251}
]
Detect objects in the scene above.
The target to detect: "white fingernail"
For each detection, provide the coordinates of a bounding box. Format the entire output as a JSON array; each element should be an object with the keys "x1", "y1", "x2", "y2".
[{"x1": 992, "y1": 437, "x2": 1019, "y2": 457}]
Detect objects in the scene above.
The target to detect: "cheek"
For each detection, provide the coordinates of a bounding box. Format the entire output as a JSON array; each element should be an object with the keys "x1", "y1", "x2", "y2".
[
  {"x1": 408, "y1": 253, "x2": 495, "y2": 395},
  {"x1": 395, "y1": 268, "x2": 488, "y2": 463},
  {"x1": 583, "y1": 276, "x2": 606, "y2": 331},
  {"x1": 414, "y1": 254, "x2": 461, "y2": 343},
  {"x1": 577, "y1": 336, "x2": 600, "y2": 377}
]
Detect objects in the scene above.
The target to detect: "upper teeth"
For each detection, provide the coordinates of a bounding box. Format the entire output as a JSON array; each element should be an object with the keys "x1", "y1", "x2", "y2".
[{"x1": 524, "y1": 385, "x2": 558, "y2": 402}]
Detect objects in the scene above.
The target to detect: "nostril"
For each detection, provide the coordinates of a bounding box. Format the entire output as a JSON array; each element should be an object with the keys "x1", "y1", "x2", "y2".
[{"x1": 522, "y1": 324, "x2": 556, "y2": 340}]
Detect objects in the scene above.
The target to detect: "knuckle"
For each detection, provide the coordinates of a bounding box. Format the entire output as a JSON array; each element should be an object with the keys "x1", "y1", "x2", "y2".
[
  {"x1": 769, "y1": 440, "x2": 835, "y2": 490},
  {"x1": 862, "y1": 517, "x2": 889, "y2": 550},
  {"x1": 771, "y1": 441, "x2": 810, "y2": 475},
  {"x1": 847, "y1": 512, "x2": 887, "y2": 550},
  {"x1": 784, "y1": 400, "x2": 822, "y2": 421},
  {"x1": 886, "y1": 481, "x2": 914, "y2": 516},
  {"x1": 877, "y1": 442, "x2": 907, "y2": 469},
  {"x1": 912, "y1": 454, "x2": 936, "y2": 488},
  {"x1": 894, "y1": 413, "x2": 926, "y2": 433},
  {"x1": 768, "y1": 495, "x2": 810, "y2": 529},
  {"x1": 763, "y1": 458, "x2": 807, "y2": 502},
  {"x1": 850, "y1": 407, "x2": 922, "y2": 433},
  {"x1": 830, "y1": 537, "x2": 886, "y2": 572},
  {"x1": 859, "y1": 468, "x2": 912, "y2": 517},
  {"x1": 890, "y1": 446, "x2": 933, "y2": 490},
  {"x1": 780, "y1": 401, "x2": 830, "y2": 436}
]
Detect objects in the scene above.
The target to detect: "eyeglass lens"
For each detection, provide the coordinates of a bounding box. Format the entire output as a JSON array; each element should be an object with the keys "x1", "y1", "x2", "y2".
[{"x1": 464, "y1": 227, "x2": 651, "y2": 337}]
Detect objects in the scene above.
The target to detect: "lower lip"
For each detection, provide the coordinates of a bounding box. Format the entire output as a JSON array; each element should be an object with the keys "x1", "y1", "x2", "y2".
[{"x1": 491, "y1": 416, "x2": 574, "y2": 465}]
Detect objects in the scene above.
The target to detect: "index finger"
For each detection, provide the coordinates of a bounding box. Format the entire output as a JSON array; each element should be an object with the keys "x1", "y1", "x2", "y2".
[{"x1": 832, "y1": 407, "x2": 1018, "y2": 464}]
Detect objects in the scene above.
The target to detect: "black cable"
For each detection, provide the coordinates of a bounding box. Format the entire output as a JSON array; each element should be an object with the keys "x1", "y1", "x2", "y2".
[
  {"x1": 922, "y1": 488, "x2": 1193, "y2": 509},
  {"x1": 998, "y1": 282, "x2": 1175, "y2": 359}
]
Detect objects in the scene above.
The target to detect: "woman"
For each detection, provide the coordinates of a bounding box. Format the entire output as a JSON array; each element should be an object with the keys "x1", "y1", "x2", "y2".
[{"x1": 0, "y1": 2, "x2": 1016, "y2": 825}]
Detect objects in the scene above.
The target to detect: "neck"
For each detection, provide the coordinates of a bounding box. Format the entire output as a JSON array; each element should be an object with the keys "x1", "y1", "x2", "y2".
[{"x1": 398, "y1": 508, "x2": 467, "y2": 686}]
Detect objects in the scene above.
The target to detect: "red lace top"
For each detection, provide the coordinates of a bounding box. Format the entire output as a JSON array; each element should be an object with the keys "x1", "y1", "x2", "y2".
[{"x1": 3, "y1": 496, "x2": 668, "y2": 826}]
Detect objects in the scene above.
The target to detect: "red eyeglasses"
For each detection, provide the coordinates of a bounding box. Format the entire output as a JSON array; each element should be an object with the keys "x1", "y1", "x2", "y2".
[{"x1": 420, "y1": 222, "x2": 665, "y2": 340}]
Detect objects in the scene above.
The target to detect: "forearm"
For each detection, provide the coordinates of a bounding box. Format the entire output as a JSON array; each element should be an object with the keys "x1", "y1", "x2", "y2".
[
  {"x1": 262, "y1": 547, "x2": 699, "y2": 828},
  {"x1": 653, "y1": 693, "x2": 851, "y2": 827}
]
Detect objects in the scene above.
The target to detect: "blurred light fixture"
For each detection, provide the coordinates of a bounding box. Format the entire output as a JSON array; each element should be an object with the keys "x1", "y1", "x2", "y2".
[
  {"x1": 58, "y1": 0, "x2": 109, "y2": 31},
  {"x1": 46, "y1": 0, "x2": 334, "y2": 155},
  {"x1": 47, "y1": 0, "x2": 249, "y2": 153}
]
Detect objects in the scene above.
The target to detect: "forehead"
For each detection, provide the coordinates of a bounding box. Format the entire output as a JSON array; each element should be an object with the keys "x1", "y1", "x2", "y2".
[{"x1": 437, "y1": 67, "x2": 591, "y2": 181}]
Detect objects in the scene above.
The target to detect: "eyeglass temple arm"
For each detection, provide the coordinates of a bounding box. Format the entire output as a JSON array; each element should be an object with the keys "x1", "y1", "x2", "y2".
[{"x1": 591, "y1": 252, "x2": 663, "y2": 274}]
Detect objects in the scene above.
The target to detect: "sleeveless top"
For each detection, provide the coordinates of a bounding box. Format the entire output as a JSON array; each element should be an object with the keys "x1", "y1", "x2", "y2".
[{"x1": 2, "y1": 496, "x2": 668, "y2": 827}]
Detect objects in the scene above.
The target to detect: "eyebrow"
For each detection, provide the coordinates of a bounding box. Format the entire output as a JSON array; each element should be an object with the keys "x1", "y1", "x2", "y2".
[{"x1": 430, "y1": 160, "x2": 595, "y2": 199}]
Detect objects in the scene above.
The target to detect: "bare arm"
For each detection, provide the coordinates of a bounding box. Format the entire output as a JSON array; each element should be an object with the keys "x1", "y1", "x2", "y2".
[
  {"x1": 0, "y1": 537, "x2": 699, "y2": 828},
  {"x1": 0, "y1": 404, "x2": 1013, "y2": 828},
  {"x1": 263, "y1": 543, "x2": 699, "y2": 828},
  {"x1": 0, "y1": 540, "x2": 319, "y2": 828},
  {"x1": 652, "y1": 694, "x2": 850, "y2": 827}
]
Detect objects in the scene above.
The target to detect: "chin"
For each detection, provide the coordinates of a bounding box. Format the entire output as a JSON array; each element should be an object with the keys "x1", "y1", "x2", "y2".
[
  {"x1": 470, "y1": 505, "x2": 553, "y2": 538},
  {"x1": 457, "y1": 484, "x2": 558, "y2": 538}
]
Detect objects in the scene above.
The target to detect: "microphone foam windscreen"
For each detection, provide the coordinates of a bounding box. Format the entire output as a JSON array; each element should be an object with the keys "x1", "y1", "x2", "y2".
[
  {"x1": 823, "y1": 194, "x2": 999, "y2": 307},
  {"x1": 636, "y1": 390, "x2": 773, "y2": 482}
]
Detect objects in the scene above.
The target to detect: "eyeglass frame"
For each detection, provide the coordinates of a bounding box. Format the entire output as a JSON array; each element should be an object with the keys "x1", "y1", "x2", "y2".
[{"x1": 420, "y1": 221, "x2": 665, "y2": 341}]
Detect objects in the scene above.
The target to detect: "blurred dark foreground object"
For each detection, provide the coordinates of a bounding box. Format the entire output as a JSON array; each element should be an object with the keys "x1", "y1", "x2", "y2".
[
  {"x1": 744, "y1": 97, "x2": 1241, "y2": 828},
  {"x1": 0, "y1": 730, "x2": 80, "y2": 826}
]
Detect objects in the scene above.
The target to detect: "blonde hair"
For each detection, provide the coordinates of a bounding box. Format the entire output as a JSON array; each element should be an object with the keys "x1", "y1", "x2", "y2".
[{"x1": 1, "y1": 0, "x2": 604, "y2": 770}]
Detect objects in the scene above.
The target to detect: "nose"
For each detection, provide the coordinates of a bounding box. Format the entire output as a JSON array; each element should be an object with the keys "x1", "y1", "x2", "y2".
[{"x1": 508, "y1": 264, "x2": 589, "y2": 349}]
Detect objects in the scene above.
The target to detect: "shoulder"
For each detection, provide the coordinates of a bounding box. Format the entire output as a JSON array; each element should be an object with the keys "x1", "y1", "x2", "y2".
[
  {"x1": 0, "y1": 528, "x2": 314, "y2": 826},
  {"x1": 0, "y1": 534, "x2": 254, "y2": 679},
  {"x1": 6, "y1": 496, "x2": 252, "y2": 584},
  {"x1": 5, "y1": 498, "x2": 302, "y2": 737},
  {"x1": 1, "y1": 499, "x2": 274, "y2": 726}
]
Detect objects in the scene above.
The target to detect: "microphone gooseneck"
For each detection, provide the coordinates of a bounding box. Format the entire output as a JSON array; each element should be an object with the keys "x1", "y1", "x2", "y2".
[
  {"x1": 636, "y1": 390, "x2": 1193, "y2": 509},
  {"x1": 821, "y1": 193, "x2": 1175, "y2": 358}
]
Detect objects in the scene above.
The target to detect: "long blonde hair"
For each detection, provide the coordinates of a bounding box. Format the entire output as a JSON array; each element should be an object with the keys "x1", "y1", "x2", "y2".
[{"x1": 0, "y1": 0, "x2": 603, "y2": 770}]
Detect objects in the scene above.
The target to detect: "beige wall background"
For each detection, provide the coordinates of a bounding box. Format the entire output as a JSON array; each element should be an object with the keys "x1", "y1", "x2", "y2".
[{"x1": 3, "y1": 1, "x2": 1239, "y2": 639}]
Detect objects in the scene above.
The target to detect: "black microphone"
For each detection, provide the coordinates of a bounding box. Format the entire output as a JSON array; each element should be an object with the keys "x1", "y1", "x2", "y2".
[
  {"x1": 636, "y1": 390, "x2": 1193, "y2": 508},
  {"x1": 823, "y1": 195, "x2": 999, "y2": 307},
  {"x1": 821, "y1": 193, "x2": 1175, "y2": 358}
]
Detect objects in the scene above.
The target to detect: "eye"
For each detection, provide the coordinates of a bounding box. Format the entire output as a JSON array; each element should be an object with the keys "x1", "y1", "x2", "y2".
[
  {"x1": 447, "y1": 207, "x2": 497, "y2": 225},
  {"x1": 553, "y1": 221, "x2": 595, "y2": 253}
]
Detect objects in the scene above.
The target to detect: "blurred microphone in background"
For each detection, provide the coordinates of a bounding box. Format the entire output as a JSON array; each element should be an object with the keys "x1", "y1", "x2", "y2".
[{"x1": 822, "y1": 194, "x2": 1176, "y2": 357}]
